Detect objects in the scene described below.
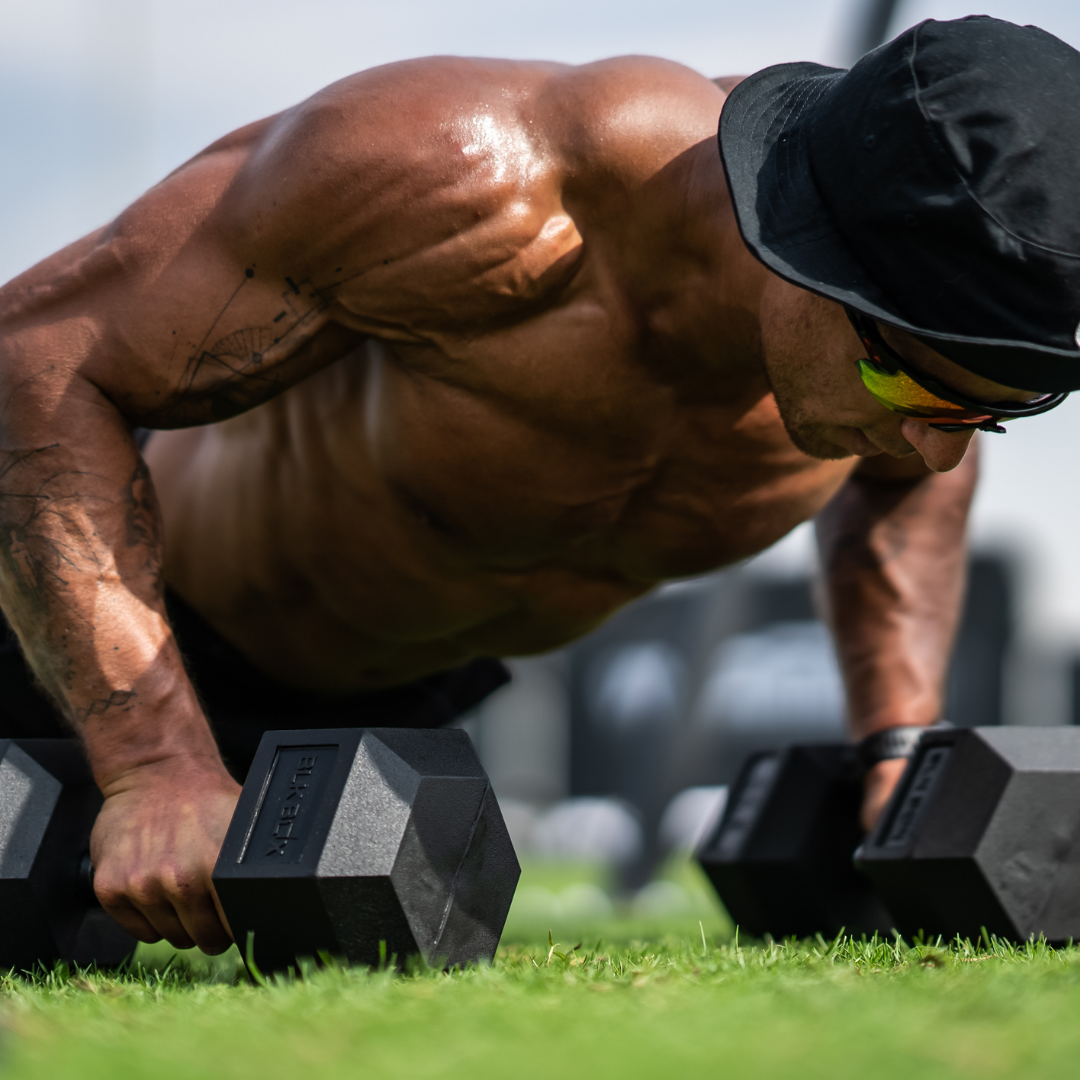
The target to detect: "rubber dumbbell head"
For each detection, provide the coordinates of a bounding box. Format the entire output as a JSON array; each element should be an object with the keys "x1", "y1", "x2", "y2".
[
  {"x1": 213, "y1": 727, "x2": 520, "y2": 972},
  {"x1": 697, "y1": 744, "x2": 893, "y2": 939},
  {"x1": 0, "y1": 739, "x2": 137, "y2": 972}
]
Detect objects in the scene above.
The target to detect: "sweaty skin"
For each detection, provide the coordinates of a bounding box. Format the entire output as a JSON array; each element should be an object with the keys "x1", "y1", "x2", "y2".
[{"x1": 0, "y1": 57, "x2": 1004, "y2": 952}]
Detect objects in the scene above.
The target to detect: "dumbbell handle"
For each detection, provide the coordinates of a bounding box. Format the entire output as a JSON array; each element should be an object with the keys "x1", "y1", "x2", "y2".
[{"x1": 78, "y1": 852, "x2": 97, "y2": 905}]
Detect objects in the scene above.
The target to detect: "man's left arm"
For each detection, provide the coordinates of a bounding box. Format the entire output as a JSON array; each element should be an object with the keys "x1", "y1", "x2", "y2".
[{"x1": 814, "y1": 441, "x2": 979, "y2": 829}]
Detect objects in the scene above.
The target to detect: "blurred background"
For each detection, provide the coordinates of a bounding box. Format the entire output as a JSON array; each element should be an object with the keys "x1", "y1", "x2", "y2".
[{"x1": 3, "y1": 0, "x2": 1080, "y2": 932}]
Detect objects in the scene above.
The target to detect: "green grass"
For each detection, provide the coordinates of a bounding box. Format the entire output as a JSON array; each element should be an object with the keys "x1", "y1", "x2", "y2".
[{"x1": 2, "y1": 861, "x2": 1080, "y2": 1079}]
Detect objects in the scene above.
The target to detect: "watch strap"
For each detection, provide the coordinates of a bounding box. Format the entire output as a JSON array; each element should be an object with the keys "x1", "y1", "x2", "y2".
[{"x1": 857, "y1": 725, "x2": 936, "y2": 770}]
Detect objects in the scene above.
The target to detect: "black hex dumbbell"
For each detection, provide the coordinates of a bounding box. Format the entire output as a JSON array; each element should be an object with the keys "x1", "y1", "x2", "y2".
[
  {"x1": 0, "y1": 728, "x2": 519, "y2": 973},
  {"x1": 696, "y1": 743, "x2": 893, "y2": 939},
  {"x1": 0, "y1": 738, "x2": 138, "y2": 972},
  {"x1": 213, "y1": 726, "x2": 520, "y2": 972},
  {"x1": 856, "y1": 726, "x2": 1080, "y2": 944}
]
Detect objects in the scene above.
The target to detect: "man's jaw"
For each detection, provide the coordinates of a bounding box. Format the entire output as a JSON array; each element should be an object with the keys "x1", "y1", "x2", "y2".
[
  {"x1": 769, "y1": 389, "x2": 911, "y2": 461},
  {"x1": 788, "y1": 422, "x2": 902, "y2": 461},
  {"x1": 832, "y1": 426, "x2": 891, "y2": 458}
]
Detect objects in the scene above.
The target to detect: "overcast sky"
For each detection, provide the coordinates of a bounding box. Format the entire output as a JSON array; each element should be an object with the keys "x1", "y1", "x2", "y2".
[{"x1": 3, "y1": 0, "x2": 1080, "y2": 640}]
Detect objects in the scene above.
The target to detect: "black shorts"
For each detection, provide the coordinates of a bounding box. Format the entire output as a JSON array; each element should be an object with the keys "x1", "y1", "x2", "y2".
[{"x1": 0, "y1": 589, "x2": 509, "y2": 781}]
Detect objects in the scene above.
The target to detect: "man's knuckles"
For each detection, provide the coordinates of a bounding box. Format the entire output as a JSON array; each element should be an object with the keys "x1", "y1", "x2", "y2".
[{"x1": 95, "y1": 864, "x2": 207, "y2": 910}]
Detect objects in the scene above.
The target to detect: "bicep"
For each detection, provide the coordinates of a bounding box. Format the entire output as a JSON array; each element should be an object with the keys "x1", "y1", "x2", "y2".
[
  {"x1": 0, "y1": 144, "x2": 363, "y2": 431},
  {"x1": 0, "y1": 59, "x2": 551, "y2": 431}
]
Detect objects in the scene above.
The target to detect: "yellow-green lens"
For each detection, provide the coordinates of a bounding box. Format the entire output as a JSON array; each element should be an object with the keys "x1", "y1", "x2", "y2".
[{"x1": 855, "y1": 359, "x2": 991, "y2": 421}]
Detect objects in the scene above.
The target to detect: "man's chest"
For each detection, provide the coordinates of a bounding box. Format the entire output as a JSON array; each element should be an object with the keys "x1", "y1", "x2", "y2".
[
  {"x1": 150, "y1": 324, "x2": 858, "y2": 678},
  {"x1": 348, "y1": 327, "x2": 856, "y2": 583}
]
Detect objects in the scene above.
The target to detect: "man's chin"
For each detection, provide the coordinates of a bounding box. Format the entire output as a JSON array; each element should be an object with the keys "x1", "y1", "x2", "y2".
[{"x1": 784, "y1": 423, "x2": 876, "y2": 461}]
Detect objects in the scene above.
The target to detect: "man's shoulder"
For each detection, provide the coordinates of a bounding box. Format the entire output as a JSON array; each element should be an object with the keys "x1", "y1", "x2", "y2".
[
  {"x1": 241, "y1": 55, "x2": 727, "y2": 196},
  {"x1": 539, "y1": 56, "x2": 729, "y2": 182},
  {"x1": 205, "y1": 55, "x2": 726, "y2": 281}
]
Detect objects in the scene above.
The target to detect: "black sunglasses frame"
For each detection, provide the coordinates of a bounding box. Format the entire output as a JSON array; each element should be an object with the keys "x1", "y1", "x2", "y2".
[{"x1": 845, "y1": 308, "x2": 1069, "y2": 433}]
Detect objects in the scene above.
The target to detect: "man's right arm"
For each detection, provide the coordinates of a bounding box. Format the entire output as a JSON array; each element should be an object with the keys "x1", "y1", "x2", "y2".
[
  {"x1": 0, "y1": 107, "x2": 370, "y2": 951},
  {"x1": 0, "y1": 53, "x2": 588, "y2": 950}
]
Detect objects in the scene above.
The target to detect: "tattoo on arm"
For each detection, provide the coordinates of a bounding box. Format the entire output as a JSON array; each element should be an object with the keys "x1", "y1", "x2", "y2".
[
  {"x1": 0, "y1": 444, "x2": 107, "y2": 621},
  {"x1": 0, "y1": 444, "x2": 160, "y2": 717},
  {"x1": 163, "y1": 268, "x2": 345, "y2": 424},
  {"x1": 73, "y1": 689, "x2": 137, "y2": 724}
]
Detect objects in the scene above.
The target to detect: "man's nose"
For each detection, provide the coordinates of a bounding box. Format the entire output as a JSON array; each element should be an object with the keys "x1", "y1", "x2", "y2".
[{"x1": 899, "y1": 419, "x2": 976, "y2": 472}]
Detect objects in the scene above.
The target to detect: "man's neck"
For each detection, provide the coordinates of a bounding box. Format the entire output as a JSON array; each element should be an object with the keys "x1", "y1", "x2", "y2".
[{"x1": 621, "y1": 137, "x2": 771, "y2": 389}]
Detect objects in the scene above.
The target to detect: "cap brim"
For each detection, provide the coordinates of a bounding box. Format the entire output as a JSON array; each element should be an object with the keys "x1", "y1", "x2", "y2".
[{"x1": 720, "y1": 63, "x2": 1080, "y2": 391}]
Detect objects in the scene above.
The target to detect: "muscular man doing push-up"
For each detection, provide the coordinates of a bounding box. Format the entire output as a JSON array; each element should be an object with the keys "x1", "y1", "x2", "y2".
[{"x1": 0, "y1": 16, "x2": 1078, "y2": 953}]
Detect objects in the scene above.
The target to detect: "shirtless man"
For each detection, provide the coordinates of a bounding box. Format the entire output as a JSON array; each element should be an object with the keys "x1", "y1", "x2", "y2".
[{"x1": 0, "y1": 16, "x2": 1077, "y2": 955}]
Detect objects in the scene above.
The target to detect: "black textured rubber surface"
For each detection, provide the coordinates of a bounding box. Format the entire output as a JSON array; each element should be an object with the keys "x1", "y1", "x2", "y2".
[
  {"x1": 213, "y1": 727, "x2": 520, "y2": 972},
  {"x1": 856, "y1": 726, "x2": 1080, "y2": 944},
  {"x1": 697, "y1": 743, "x2": 893, "y2": 939},
  {"x1": 0, "y1": 738, "x2": 137, "y2": 972}
]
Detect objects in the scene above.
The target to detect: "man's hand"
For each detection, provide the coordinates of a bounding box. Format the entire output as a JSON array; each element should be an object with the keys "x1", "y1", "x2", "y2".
[
  {"x1": 90, "y1": 754, "x2": 241, "y2": 955},
  {"x1": 860, "y1": 758, "x2": 908, "y2": 833}
]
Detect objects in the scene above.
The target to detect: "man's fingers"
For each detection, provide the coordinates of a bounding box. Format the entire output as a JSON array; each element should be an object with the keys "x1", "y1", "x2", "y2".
[
  {"x1": 173, "y1": 891, "x2": 234, "y2": 955},
  {"x1": 97, "y1": 876, "x2": 231, "y2": 953},
  {"x1": 95, "y1": 892, "x2": 167, "y2": 946},
  {"x1": 88, "y1": 761, "x2": 242, "y2": 955},
  {"x1": 138, "y1": 903, "x2": 197, "y2": 951}
]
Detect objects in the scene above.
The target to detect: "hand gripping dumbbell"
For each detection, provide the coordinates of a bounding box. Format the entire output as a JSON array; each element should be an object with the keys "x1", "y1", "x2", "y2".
[
  {"x1": 0, "y1": 728, "x2": 520, "y2": 973},
  {"x1": 856, "y1": 726, "x2": 1080, "y2": 944},
  {"x1": 695, "y1": 742, "x2": 894, "y2": 939}
]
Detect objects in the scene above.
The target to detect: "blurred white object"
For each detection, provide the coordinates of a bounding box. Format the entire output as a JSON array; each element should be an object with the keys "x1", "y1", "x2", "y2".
[
  {"x1": 477, "y1": 654, "x2": 569, "y2": 806},
  {"x1": 694, "y1": 621, "x2": 845, "y2": 731},
  {"x1": 531, "y1": 797, "x2": 644, "y2": 865},
  {"x1": 508, "y1": 883, "x2": 613, "y2": 922},
  {"x1": 631, "y1": 880, "x2": 694, "y2": 917},
  {"x1": 593, "y1": 642, "x2": 687, "y2": 730},
  {"x1": 510, "y1": 885, "x2": 559, "y2": 922},
  {"x1": 557, "y1": 883, "x2": 614, "y2": 920},
  {"x1": 658, "y1": 786, "x2": 729, "y2": 853},
  {"x1": 495, "y1": 797, "x2": 540, "y2": 854}
]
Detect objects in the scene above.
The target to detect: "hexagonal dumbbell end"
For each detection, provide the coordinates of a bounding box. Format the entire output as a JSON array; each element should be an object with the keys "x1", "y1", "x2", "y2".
[
  {"x1": 213, "y1": 728, "x2": 520, "y2": 973},
  {"x1": 696, "y1": 744, "x2": 893, "y2": 939},
  {"x1": 856, "y1": 727, "x2": 1080, "y2": 944},
  {"x1": 0, "y1": 739, "x2": 137, "y2": 972}
]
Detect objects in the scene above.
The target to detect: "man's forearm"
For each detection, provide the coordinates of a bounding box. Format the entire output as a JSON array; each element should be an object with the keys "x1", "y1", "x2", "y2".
[
  {"x1": 0, "y1": 391, "x2": 218, "y2": 787},
  {"x1": 814, "y1": 444, "x2": 979, "y2": 739}
]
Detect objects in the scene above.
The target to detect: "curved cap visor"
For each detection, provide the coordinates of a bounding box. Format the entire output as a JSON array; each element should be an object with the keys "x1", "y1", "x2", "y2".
[{"x1": 719, "y1": 18, "x2": 1080, "y2": 392}]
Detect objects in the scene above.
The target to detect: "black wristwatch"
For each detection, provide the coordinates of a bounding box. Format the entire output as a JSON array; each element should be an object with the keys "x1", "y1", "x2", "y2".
[{"x1": 856, "y1": 723, "x2": 949, "y2": 771}]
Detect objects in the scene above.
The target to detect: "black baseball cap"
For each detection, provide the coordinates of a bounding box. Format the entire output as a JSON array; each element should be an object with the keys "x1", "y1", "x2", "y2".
[{"x1": 719, "y1": 16, "x2": 1080, "y2": 393}]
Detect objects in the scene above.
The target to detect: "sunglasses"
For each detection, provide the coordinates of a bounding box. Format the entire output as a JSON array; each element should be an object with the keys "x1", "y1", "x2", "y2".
[{"x1": 847, "y1": 308, "x2": 1068, "y2": 433}]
